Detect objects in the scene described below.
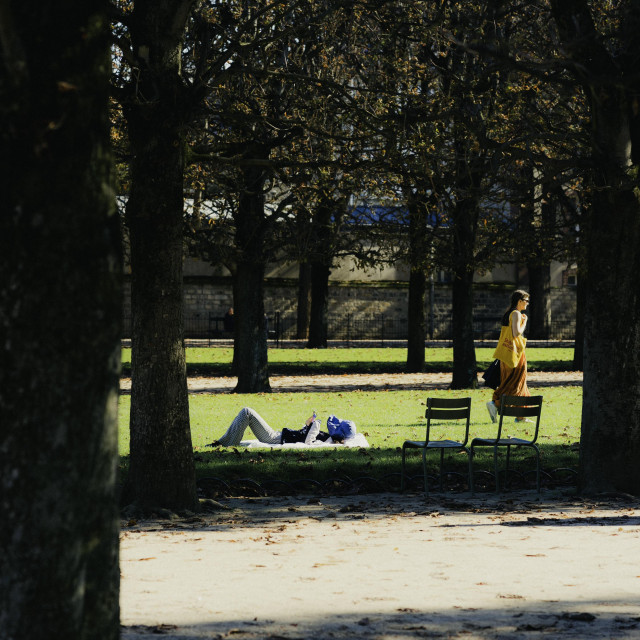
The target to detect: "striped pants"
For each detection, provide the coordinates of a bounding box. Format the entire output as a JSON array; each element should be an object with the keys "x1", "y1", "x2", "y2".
[{"x1": 216, "y1": 407, "x2": 282, "y2": 447}]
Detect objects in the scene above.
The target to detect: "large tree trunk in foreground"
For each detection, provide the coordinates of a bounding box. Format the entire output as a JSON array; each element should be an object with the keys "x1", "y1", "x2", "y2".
[
  {"x1": 122, "y1": 0, "x2": 198, "y2": 510},
  {"x1": 580, "y1": 173, "x2": 640, "y2": 493},
  {"x1": 552, "y1": 0, "x2": 640, "y2": 495},
  {"x1": 0, "y1": 2, "x2": 121, "y2": 637}
]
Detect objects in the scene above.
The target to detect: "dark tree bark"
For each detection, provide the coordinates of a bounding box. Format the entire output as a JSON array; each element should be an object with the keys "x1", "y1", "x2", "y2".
[
  {"x1": 307, "y1": 260, "x2": 331, "y2": 348},
  {"x1": 297, "y1": 261, "x2": 313, "y2": 340},
  {"x1": 407, "y1": 269, "x2": 427, "y2": 372},
  {"x1": 406, "y1": 194, "x2": 429, "y2": 372},
  {"x1": 450, "y1": 194, "x2": 479, "y2": 389},
  {"x1": 233, "y1": 262, "x2": 270, "y2": 392},
  {"x1": 0, "y1": 2, "x2": 121, "y2": 638},
  {"x1": 527, "y1": 264, "x2": 551, "y2": 339},
  {"x1": 451, "y1": 267, "x2": 478, "y2": 389},
  {"x1": 572, "y1": 265, "x2": 586, "y2": 371},
  {"x1": 233, "y1": 164, "x2": 270, "y2": 392},
  {"x1": 579, "y1": 161, "x2": 640, "y2": 494},
  {"x1": 551, "y1": 0, "x2": 640, "y2": 494},
  {"x1": 307, "y1": 203, "x2": 334, "y2": 348},
  {"x1": 231, "y1": 275, "x2": 240, "y2": 376},
  {"x1": 526, "y1": 183, "x2": 555, "y2": 339},
  {"x1": 121, "y1": 0, "x2": 198, "y2": 510}
]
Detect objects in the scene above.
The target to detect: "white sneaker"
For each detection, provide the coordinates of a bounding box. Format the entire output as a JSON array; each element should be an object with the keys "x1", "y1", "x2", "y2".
[{"x1": 486, "y1": 401, "x2": 498, "y2": 423}]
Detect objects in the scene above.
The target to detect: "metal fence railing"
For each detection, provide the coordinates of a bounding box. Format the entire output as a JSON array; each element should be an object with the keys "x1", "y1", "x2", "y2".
[
  {"x1": 122, "y1": 313, "x2": 228, "y2": 340},
  {"x1": 123, "y1": 312, "x2": 576, "y2": 344},
  {"x1": 273, "y1": 313, "x2": 407, "y2": 345}
]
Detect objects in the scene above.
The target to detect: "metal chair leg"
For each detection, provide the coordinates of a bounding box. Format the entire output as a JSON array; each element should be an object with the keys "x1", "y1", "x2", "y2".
[
  {"x1": 470, "y1": 446, "x2": 476, "y2": 495},
  {"x1": 534, "y1": 444, "x2": 541, "y2": 493},
  {"x1": 422, "y1": 448, "x2": 429, "y2": 495}
]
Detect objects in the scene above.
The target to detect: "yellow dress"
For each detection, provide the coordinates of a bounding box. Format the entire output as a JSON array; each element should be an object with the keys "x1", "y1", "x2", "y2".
[
  {"x1": 491, "y1": 311, "x2": 530, "y2": 407},
  {"x1": 493, "y1": 311, "x2": 527, "y2": 368}
]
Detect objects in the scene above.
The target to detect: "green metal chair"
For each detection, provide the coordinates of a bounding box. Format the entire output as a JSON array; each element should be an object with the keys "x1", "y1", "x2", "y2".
[
  {"x1": 470, "y1": 395, "x2": 543, "y2": 493},
  {"x1": 401, "y1": 397, "x2": 472, "y2": 495}
]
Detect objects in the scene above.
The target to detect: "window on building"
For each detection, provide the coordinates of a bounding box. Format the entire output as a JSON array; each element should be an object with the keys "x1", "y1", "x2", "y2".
[{"x1": 563, "y1": 268, "x2": 578, "y2": 287}]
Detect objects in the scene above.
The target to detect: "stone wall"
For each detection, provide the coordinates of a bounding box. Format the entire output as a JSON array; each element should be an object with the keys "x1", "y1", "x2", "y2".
[{"x1": 123, "y1": 277, "x2": 577, "y2": 340}]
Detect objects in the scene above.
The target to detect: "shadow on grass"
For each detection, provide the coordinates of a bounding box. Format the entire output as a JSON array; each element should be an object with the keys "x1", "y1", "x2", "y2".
[{"x1": 119, "y1": 443, "x2": 581, "y2": 499}]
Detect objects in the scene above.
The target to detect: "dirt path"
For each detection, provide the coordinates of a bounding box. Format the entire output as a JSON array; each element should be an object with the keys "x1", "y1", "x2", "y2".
[
  {"x1": 120, "y1": 489, "x2": 639, "y2": 640},
  {"x1": 120, "y1": 371, "x2": 582, "y2": 394}
]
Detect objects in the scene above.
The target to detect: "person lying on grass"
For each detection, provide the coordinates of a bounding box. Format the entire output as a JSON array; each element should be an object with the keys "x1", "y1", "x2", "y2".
[{"x1": 209, "y1": 407, "x2": 355, "y2": 447}]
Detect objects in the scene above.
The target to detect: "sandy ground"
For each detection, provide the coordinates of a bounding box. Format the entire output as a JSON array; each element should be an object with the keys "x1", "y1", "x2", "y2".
[
  {"x1": 120, "y1": 489, "x2": 640, "y2": 639},
  {"x1": 120, "y1": 370, "x2": 582, "y2": 394}
]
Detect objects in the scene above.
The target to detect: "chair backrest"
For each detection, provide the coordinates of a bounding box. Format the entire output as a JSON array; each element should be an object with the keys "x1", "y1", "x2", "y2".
[
  {"x1": 425, "y1": 397, "x2": 472, "y2": 446},
  {"x1": 497, "y1": 395, "x2": 543, "y2": 442}
]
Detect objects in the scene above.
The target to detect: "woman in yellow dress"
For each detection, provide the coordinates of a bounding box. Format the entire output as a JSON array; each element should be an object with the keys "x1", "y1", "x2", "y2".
[{"x1": 486, "y1": 290, "x2": 531, "y2": 422}]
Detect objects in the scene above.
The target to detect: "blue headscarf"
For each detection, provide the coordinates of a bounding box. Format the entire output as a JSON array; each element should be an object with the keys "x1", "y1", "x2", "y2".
[{"x1": 326, "y1": 415, "x2": 357, "y2": 440}]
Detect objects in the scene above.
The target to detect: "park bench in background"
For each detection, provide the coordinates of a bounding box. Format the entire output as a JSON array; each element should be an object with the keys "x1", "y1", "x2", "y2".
[{"x1": 401, "y1": 397, "x2": 472, "y2": 495}]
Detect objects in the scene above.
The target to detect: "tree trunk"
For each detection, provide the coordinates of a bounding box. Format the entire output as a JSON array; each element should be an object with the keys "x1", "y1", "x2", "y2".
[
  {"x1": 551, "y1": 0, "x2": 640, "y2": 494},
  {"x1": 121, "y1": 0, "x2": 198, "y2": 511},
  {"x1": 406, "y1": 269, "x2": 426, "y2": 372},
  {"x1": 526, "y1": 180, "x2": 554, "y2": 339},
  {"x1": 406, "y1": 192, "x2": 428, "y2": 372},
  {"x1": 580, "y1": 176, "x2": 640, "y2": 493},
  {"x1": 0, "y1": 3, "x2": 121, "y2": 637},
  {"x1": 450, "y1": 199, "x2": 478, "y2": 389},
  {"x1": 307, "y1": 260, "x2": 331, "y2": 348},
  {"x1": 451, "y1": 268, "x2": 478, "y2": 389},
  {"x1": 233, "y1": 263, "x2": 270, "y2": 392},
  {"x1": 125, "y1": 114, "x2": 196, "y2": 510},
  {"x1": 296, "y1": 261, "x2": 313, "y2": 339},
  {"x1": 233, "y1": 165, "x2": 270, "y2": 393},
  {"x1": 572, "y1": 265, "x2": 586, "y2": 370},
  {"x1": 231, "y1": 276, "x2": 240, "y2": 376},
  {"x1": 527, "y1": 264, "x2": 551, "y2": 339},
  {"x1": 307, "y1": 204, "x2": 333, "y2": 348}
]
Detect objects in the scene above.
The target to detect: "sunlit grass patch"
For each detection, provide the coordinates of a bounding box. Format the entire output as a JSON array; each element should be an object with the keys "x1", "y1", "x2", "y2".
[{"x1": 118, "y1": 386, "x2": 582, "y2": 489}]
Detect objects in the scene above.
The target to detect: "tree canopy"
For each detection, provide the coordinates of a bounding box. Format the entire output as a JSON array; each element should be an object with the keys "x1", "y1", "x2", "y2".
[{"x1": 110, "y1": 0, "x2": 640, "y2": 499}]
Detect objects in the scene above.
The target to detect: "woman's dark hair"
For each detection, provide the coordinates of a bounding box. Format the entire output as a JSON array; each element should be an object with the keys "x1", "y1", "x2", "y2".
[{"x1": 501, "y1": 289, "x2": 530, "y2": 326}]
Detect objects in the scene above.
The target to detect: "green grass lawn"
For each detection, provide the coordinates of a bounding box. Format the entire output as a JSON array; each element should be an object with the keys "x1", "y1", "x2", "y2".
[
  {"x1": 118, "y1": 384, "x2": 582, "y2": 493},
  {"x1": 121, "y1": 346, "x2": 577, "y2": 376}
]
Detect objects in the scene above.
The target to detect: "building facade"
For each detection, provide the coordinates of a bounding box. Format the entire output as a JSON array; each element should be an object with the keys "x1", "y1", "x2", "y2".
[{"x1": 122, "y1": 254, "x2": 577, "y2": 341}]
